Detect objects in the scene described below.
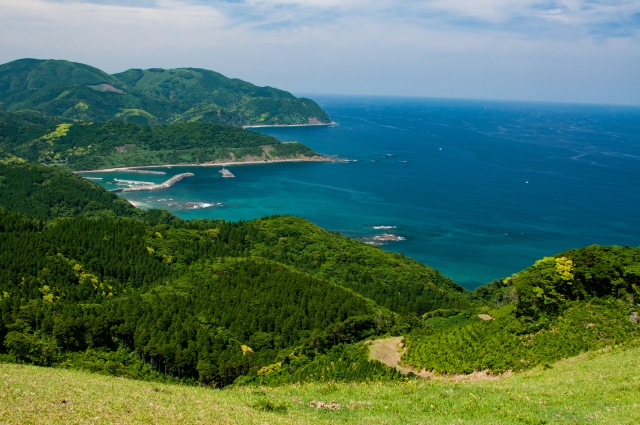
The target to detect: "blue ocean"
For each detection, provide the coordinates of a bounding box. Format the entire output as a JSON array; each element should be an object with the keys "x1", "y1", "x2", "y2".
[{"x1": 82, "y1": 96, "x2": 640, "y2": 289}]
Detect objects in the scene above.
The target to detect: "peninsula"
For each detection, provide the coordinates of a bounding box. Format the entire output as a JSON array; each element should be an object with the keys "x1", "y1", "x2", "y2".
[{"x1": 0, "y1": 113, "x2": 330, "y2": 172}]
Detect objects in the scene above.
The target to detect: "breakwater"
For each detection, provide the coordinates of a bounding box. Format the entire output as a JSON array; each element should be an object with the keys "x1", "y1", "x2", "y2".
[
  {"x1": 114, "y1": 178, "x2": 154, "y2": 186},
  {"x1": 122, "y1": 173, "x2": 195, "y2": 192}
]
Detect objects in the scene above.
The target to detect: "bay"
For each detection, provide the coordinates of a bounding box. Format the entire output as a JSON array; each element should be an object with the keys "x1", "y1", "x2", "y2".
[{"x1": 82, "y1": 96, "x2": 640, "y2": 289}]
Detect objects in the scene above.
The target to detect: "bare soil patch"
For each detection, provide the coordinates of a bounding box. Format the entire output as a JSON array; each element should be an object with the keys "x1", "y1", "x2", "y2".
[{"x1": 368, "y1": 337, "x2": 510, "y2": 381}]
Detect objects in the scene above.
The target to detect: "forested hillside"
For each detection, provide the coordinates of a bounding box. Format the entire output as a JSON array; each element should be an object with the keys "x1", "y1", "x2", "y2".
[
  {"x1": 0, "y1": 59, "x2": 331, "y2": 126},
  {"x1": 0, "y1": 162, "x2": 638, "y2": 388},
  {"x1": 0, "y1": 207, "x2": 398, "y2": 386},
  {"x1": 246, "y1": 216, "x2": 471, "y2": 315},
  {"x1": 0, "y1": 113, "x2": 320, "y2": 171},
  {"x1": 0, "y1": 163, "x2": 465, "y2": 386},
  {"x1": 0, "y1": 163, "x2": 143, "y2": 218}
]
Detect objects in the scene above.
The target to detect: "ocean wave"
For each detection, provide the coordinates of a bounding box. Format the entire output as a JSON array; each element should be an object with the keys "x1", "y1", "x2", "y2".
[{"x1": 372, "y1": 225, "x2": 397, "y2": 229}]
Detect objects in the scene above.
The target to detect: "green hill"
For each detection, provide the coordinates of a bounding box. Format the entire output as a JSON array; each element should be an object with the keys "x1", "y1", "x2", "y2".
[
  {"x1": 0, "y1": 58, "x2": 121, "y2": 92},
  {"x1": 0, "y1": 162, "x2": 144, "y2": 218},
  {"x1": 0, "y1": 163, "x2": 469, "y2": 387},
  {"x1": 245, "y1": 215, "x2": 471, "y2": 316},
  {"x1": 0, "y1": 59, "x2": 331, "y2": 126},
  {"x1": 113, "y1": 67, "x2": 331, "y2": 126},
  {"x1": 0, "y1": 112, "x2": 320, "y2": 171}
]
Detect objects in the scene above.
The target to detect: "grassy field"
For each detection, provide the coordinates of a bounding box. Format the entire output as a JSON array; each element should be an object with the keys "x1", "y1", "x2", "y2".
[{"x1": 1, "y1": 346, "x2": 638, "y2": 424}]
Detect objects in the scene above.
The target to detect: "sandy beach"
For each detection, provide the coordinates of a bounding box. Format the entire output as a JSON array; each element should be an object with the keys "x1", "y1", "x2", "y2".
[
  {"x1": 74, "y1": 155, "x2": 342, "y2": 174},
  {"x1": 242, "y1": 121, "x2": 336, "y2": 129}
]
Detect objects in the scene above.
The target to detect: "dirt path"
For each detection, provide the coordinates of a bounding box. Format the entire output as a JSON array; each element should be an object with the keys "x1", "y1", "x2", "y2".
[
  {"x1": 368, "y1": 337, "x2": 510, "y2": 381},
  {"x1": 367, "y1": 337, "x2": 430, "y2": 377}
]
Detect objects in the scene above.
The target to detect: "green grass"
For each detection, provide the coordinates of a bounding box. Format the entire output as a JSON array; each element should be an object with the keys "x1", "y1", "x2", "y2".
[{"x1": 2, "y1": 345, "x2": 639, "y2": 424}]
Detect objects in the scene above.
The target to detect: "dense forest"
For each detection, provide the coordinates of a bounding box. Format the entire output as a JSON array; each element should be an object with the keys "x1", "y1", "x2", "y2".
[
  {"x1": 0, "y1": 112, "x2": 319, "y2": 171},
  {"x1": 0, "y1": 59, "x2": 331, "y2": 126},
  {"x1": 0, "y1": 163, "x2": 460, "y2": 386},
  {"x1": 0, "y1": 162, "x2": 638, "y2": 388},
  {"x1": 0, "y1": 206, "x2": 406, "y2": 386},
  {"x1": 0, "y1": 163, "x2": 144, "y2": 218}
]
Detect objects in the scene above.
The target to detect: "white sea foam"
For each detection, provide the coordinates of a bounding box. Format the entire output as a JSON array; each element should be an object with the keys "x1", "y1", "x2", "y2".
[
  {"x1": 182, "y1": 202, "x2": 223, "y2": 209},
  {"x1": 372, "y1": 225, "x2": 397, "y2": 229}
]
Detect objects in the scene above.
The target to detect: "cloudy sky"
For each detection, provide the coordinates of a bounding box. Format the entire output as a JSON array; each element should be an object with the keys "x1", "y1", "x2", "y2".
[{"x1": 1, "y1": 0, "x2": 639, "y2": 104}]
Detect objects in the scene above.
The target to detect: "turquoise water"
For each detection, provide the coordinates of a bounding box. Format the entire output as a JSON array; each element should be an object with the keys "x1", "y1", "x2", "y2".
[{"x1": 82, "y1": 96, "x2": 640, "y2": 289}]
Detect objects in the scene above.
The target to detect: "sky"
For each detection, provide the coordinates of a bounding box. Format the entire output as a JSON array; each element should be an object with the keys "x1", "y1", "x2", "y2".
[{"x1": 1, "y1": 0, "x2": 639, "y2": 105}]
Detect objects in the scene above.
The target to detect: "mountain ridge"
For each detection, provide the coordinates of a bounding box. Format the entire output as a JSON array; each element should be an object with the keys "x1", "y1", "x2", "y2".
[{"x1": 0, "y1": 59, "x2": 332, "y2": 126}]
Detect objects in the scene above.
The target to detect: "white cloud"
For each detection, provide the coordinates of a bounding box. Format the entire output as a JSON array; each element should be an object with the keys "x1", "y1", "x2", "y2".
[
  {"x1": 217, "y1": 0, "x2": 640, "y2": 32},
  {"x1": 0, "y1": 0, "x2": 639, "y2": 104}
]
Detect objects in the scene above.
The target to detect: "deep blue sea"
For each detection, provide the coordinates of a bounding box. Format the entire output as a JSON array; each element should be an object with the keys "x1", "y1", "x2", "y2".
[{"x1": 82, "y1": 96, "x2": 640, "y2": 289}]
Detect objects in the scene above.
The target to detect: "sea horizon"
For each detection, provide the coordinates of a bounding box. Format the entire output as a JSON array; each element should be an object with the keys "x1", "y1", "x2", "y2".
[{"x1": 295, "y1": 93, "x2": 640, "y2": 110}]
